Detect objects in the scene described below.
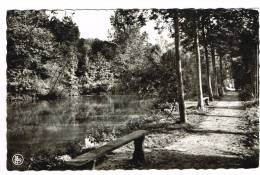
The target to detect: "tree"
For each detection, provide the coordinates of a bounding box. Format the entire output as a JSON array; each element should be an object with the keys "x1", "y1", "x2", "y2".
[
  {"x1": 174, "y1": 10, "x2": 186, "y2": 122},
  {"x1": 75, "y1": 38, "x2": 89, "y2": 77},
  {"x1": 205, "y1": 9, "x2": 258, "y2": 101},
  {"x1": 194, "y1": 11, "x2": 204, "y2": 109},
  {"x1": 46, "y1": 14, "x2": 81, "y2": 97},
  {"x1": 201, "y1": 13, "x2": 214, "y2": 101},
  {"x1": 7, "y1": 10, "x2": 83, "y2": 99},
  {"x1": 210, "y1": 44, "x2": 219, "y2": 97},
  {"x1": 148, "y1": 9, "x2": 188, "y2": 121},
  {"x1": 110, "y1": 9, "x2": 154, "y2": 93},
  {"x1": 7, "y1": 10, "x2": 57, "y2": 97},
  {"x1": 218, "y1": 51, "x2": 225, "y2": 96},
  {"x1": 177, "y1": 9, "x2": 208, "y2": 108}
]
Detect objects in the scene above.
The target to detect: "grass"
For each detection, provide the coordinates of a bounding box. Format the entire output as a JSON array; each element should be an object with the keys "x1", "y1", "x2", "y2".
[{"x1": 239, "y1": 104, "x2": 259, "y2": 168}]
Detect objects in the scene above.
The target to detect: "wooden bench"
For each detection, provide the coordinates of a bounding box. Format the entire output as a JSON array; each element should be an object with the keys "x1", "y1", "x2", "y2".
[
  {"x1": 203, "y1": 97, "x2": 209, "y2": 106},
  {"x1": 64, "y1": 130, "x2": 148, "y2": 169}
]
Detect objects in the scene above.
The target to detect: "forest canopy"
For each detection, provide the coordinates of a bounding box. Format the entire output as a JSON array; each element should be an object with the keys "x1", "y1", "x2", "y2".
[{"x1": 6, "y1": 9, "x2": 259, "y2": 105}]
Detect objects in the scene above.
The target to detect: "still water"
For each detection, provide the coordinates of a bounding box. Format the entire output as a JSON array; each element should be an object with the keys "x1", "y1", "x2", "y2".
[{"x1": 7, "y1": 95, "x2": 153, "y2": 168}]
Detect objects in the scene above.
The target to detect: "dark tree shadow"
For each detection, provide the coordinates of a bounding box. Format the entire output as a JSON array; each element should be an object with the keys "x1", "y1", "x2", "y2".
[
  {"x1": 96, "y1": 149, "x2": 258, "y2": 170},
  {"x1": 186, "y1": 128, "x2": 248, "y2": 136},
  {"x1": 197, "y1": 114, "x2": 241, "y2": 118},
  {"x1": 207, "y1": 106, "x2": 244, "y2": 110}
]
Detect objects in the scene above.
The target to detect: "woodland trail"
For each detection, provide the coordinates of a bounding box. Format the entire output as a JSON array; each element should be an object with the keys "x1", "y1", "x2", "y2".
[
  {"x1": 97, "y1": 91, "x2": 256, "y2": 169},
  {"x1": 165, "y1": 91, "x2": 247, "y2": 158}
]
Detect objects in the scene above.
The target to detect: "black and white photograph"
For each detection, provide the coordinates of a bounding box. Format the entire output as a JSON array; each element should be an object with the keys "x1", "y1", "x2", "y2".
[{"x1": 1, "y1": 0, "x2": 260, "y2": 173}]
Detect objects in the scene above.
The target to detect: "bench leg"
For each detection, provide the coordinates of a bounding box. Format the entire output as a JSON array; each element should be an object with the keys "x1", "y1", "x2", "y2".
[{"x1": 133, "y1": 135, "x2": 145, "y2": 164}]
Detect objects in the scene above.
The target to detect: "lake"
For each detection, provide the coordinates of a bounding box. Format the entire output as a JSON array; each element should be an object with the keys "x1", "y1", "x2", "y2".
[{"x1": 7, "y1": 95, "x2": 154, "y2": 169}]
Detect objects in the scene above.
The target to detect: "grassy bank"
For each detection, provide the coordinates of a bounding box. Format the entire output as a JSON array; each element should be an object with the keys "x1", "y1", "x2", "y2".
[{"x1": 240, "y1": 102, "x2": 259, "y2": 168}]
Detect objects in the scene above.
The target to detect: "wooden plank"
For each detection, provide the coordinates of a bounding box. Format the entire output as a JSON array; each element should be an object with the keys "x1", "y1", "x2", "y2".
[{"x1": 64, "y1": 130, "x2": 148, "y2": 167}]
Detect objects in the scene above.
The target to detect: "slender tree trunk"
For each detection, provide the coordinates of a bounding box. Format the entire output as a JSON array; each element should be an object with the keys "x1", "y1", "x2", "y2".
[
  {"x1": 202, "y1": 23, "x2": 213, "y2": 101},
  {"x1": 219, "y1": 54, "x2": 225, "y2": 96},
  {"x1": 194, "y1": 14, "x2": 204, "y2": 109},
  {"x1": 253, "y1": 16, "x2": 259, "y2": 105},
  {"x1": 211, "y1": 44, "x2": 219, "y2": 97},
  {"x1": 256, "y1": 42, "x2": 259, "y2": 105},
  {"x1": 174, "y1": 10, "x2": 186, "y2": 123}
]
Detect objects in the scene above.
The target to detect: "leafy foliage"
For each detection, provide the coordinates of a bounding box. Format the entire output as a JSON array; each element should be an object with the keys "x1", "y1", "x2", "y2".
[{"x1": 6, "y1": 9, "x2": 259, "y2": 103}]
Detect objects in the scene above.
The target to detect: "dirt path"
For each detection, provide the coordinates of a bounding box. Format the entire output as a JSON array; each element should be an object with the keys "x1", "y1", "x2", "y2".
[
  {"x1": 165, "y1": 92, "x2": 247, "y2": 158},
  {"x1": 96, "y1": 91, "x2": 255, "y2": 169}
]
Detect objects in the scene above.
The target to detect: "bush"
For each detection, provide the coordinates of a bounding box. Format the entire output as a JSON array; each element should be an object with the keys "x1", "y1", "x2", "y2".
[{"x1": 239, "y1": 84, "x2": 254, "y2": 101}]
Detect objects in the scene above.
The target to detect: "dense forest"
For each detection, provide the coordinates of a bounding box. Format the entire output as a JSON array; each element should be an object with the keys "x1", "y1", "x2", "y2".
[
  {"x1": 6, "y1": 9, "x2": 259, "y2": 170},
  {"x1": 7, "y1": 9, "x2": 259, "y2": 104},
  {"x1": 6, "y1": 10, "x2": 167, "y2": 100}
]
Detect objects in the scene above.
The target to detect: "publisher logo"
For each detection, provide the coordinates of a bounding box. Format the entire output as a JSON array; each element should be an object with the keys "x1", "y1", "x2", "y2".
[{"x1": 12, "y1": 154, "x2": 24, "y2": 166}]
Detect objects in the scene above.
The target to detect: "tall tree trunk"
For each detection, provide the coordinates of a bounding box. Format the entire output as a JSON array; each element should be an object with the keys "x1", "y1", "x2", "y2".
[
  {"x1": 219, "y1": 54, "x2": 225, "y2": 96},
  {"x1": 210, "y1": 44, "x2": 219, "y2": 97},
  {"x1": 174, "y1": 10, "x2": 186, "y2": 123},
  {"x1": 255, "y1": 41, "x2": 259, "y2": 105},
  {"x1": 194, "y1": 13, "x2": 204, "y2": 109},
  {"x1": 202, "y1": 23, "x2": 213, "y2": 101},
  {"x1": 253, "y1": 15, "x2": 259, "y2": 105}
]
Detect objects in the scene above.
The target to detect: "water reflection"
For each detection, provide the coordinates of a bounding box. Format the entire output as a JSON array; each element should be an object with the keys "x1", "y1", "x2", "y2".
[{"x1": 7, "y1": 95, "x2": 153, "y2": 168}]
